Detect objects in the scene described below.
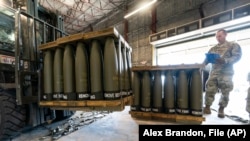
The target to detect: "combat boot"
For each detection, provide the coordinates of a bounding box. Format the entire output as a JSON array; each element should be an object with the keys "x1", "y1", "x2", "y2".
[
  {"x1": 218, "y1": 107, "x2": 225, "y2": 118},
  {"x1": 203, "y1": 105, "x2": 211, "y2": 114}
]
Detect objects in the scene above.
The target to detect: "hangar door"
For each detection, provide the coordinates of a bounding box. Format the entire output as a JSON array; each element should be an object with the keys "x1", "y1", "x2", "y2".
[{"x1": 156, "y1": 28, "x2": 250, "y2": 92}]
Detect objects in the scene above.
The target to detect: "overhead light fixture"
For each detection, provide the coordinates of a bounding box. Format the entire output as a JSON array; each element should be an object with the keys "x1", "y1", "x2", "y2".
[{"x1": 124, "y1": 0, "x2": 157, "y2": 19}]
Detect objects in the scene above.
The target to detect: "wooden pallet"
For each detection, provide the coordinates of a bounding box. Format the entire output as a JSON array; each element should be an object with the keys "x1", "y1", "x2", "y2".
[
  {"x1": 39, "y1": 95, "x2": 132, "y2": 111},
  {"x1": 131, "y1": 64, "x2": 205, "y2": 71},
  {"x1": 38, "y1": 27, "x2": 128, "y2": 51},
  {"x1": 129, "y1": 111, "x2": 205, "y2": 124}
]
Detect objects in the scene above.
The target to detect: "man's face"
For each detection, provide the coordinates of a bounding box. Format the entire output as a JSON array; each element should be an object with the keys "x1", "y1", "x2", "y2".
[{"x1": 216, "y1": 31, "x2": 227, "y2": 44}]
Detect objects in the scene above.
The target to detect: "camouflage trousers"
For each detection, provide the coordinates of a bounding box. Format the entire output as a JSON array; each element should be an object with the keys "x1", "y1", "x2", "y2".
[
  {"x1": 246, "y1": 87, "x2": 250, "y2": 113},
  {"x1": 204, "y1": 73, "x2": 234, "y2": 107}
]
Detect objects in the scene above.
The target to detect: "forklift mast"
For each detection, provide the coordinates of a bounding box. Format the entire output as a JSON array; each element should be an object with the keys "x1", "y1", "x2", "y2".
[{"x1": 14, "y1": 0, "x2": 66, "y2": 105}]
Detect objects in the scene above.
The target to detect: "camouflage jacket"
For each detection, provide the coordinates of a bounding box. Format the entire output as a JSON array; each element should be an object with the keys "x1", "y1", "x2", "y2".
[{"x1": 207, "y1": 41, "x2": 242, "y2": 75}]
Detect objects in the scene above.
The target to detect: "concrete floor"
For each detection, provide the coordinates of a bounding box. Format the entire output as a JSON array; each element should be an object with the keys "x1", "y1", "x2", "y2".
[{"x1": 12, "y1": 91, "x2": 249, "y2": 141}]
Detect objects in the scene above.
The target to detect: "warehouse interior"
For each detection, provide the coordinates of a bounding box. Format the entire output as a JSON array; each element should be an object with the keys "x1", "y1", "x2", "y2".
[{"x1": 0, "y1": 0, "x2": 250, "y2": 140}]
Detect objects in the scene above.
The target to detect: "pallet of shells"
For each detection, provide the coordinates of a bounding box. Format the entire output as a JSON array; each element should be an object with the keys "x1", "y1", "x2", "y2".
[
  {"x1": 39, "y1": 27, "x2": 133, "y2": 111},
  {"x1": 129, "y1": 64, "x2": 206, "y2": 124}
]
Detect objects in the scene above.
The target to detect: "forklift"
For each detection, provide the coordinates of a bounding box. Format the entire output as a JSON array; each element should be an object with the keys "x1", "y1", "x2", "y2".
[{"x1": 0, "y1": 1, "x2": 73, "y2": 140}]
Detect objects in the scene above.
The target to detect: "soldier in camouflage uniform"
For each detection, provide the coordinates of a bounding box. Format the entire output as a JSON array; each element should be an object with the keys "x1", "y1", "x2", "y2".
[
  {"x1": 203, "y1": 29, "x2": 242, "y2": 118},
  {"x1": 246, "y1": 72, "x2": 250, "y2": 123}
]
